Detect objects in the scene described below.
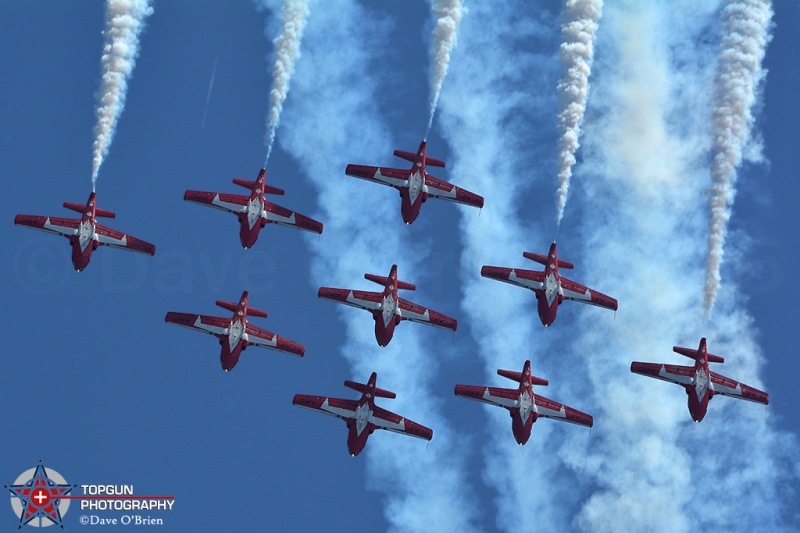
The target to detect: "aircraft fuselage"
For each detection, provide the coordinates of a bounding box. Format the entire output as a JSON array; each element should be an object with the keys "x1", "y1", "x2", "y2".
[
  {"x1": 536, "y1": 245, "x2": 563, "y2": 327},
  {"x1": 69, "y1": 194, "x2": 100, "y2": 271},
  {"x1": 372, "y1": 270, "x2": 401, "y2": 346},
  {"x1": 217, "y1": 297, "x2": 251, "y2": 371},
  {"x1": 238, "y1": 175, "x2": 267, "y2": 248}
]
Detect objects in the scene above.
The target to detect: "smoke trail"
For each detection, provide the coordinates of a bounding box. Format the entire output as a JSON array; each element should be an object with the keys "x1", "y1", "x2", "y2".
[
  {"x1": 258, "y1": 0, "x2": 481, "y2": 530},
  {"x1": 427, "y1": 0, "x2": 464, "y2": 135},
  {"x1": 263, "y1": 0, "x2": 309, "y2": 167},
  {"x1": 91, "y1": 0, "x2": 154, "y2": 190},
  {"x1": 201, "y1": 57, "x2": 218, "y2": 131},
  {"x1": 439, "y1": 4, "x2": 582, "y2": 530},
  {"x1": 703, "y1": 0, "x2": 773, "y2": 319},
  {"x1": 554, "y1": 0, "x2": 603, "y2": 225},
  {"x1": 441, "y1": 1, "x2": 799, "y2": 532}
]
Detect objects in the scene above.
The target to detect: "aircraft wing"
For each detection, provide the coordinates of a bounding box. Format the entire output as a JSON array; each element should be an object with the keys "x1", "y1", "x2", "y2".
[
  {"x1": 293, "y1": 395, "x2": 359, "y2": 420},
  {"x1": 424, "y1": 174, "x2": 484, "y2": 208},
  {"x1": 371, "y1": 405, "x2": 433, "y2": 441},
  {"x1": 244, "y1": 323, "x2": 305, "y2": 357},
  {"x1": 454, "y1": 385, "x2": 518, "y2": 408},
  {"x1": 397, "y1": 298, "x2": 457, "y2": 330},
  {"x1": 184, "y1": 190, "x2": 247, "y2": 214},
  {"x1": 345, "y1": 164, "x2": 410, "y2": 189},
  {"x1": 165, "y1": 312, "x2": 229, "y2": 336},
  {"x1": 481, "y1": 266, "x2": 545, "y2": 291},
  {"x1": 14, "y1": 215, "x2": 79, "y2": 237},
  {"x1": 559, "y1": 276, "x2": 618, "y2": 311},
  {"x1": 95, "y1": 223, "x2": 156, "y2": 256},
  {"x1": 263, "y1": 201, "x2": 323, "y2": 234},
  {"x1": 630, "y1": 362, "x2": 695, "y2": 386},
  {"x1": 710, "y1": 371, "x2": 769, "y2": 404},
  {"x1": 534, "y1": 394, "x2": 594, "y2": 427},
  {"x1": 318, "y1": 288, "x2": 382, "y2": 311}
]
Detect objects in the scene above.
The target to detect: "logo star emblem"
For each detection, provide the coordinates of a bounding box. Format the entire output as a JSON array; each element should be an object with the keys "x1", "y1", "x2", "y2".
[{"x1": 5, "y1": 461, "x2": 75, "y2": 529}]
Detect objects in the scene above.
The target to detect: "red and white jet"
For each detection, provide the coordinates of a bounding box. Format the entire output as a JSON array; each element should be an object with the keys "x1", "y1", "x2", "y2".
[
  {"x1": 184, "y1": 168, "x2": 323, "y2": 248},
  {"x1": 481, "y1": 242, "x2": 618, "y2": 327},
  {"x1": 318, "y1": 264, "x2": 457, "y2": 347},
  {"x1": 293, "y1": 372, "x2": 433, "y2": 456},
  {"x1": 345, "y1": 140, "x2": 484, "y2": 224},
  {"x1": 14, "y1": 192, "x2": 155, "y2": 271},
  {"x1": 164, "y1": 290, "x2": 304, "y2": 371},
  {"x1": 455, "y1": 360, "x2": 593, "y2": 445},
  {"x1": 630, "y1": 338, "x2": 769, "y2": 422}
]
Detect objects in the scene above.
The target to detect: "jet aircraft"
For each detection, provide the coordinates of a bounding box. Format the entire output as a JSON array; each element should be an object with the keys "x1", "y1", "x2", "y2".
[
  {"x1": 481, "y1": 242, "x2": 617, "y2": 327},
  {"x1": 14, "y1": 192, "x2": 155, "y2": 271},
  {"x1": 293, "y1": 372, "x2": 433, "y2": 456},
  {"x1": 184, "y1": 168, "x2": 323, "y2": 248},
  {"x1": 455, "y1": 359, "x2": 593, "y2": 445},
  {"x1": 318, "y1": 264, "x2": 457, "y2": 346},
  {"x1": 630, "y1": 338, "x2": 769, "y2": 422},
  {"x1": 165, "y1": 290, "x2": 304, "y2": 371},
  {"x1": 345, "y1": 140, "x2": 484, "y2": 224}
]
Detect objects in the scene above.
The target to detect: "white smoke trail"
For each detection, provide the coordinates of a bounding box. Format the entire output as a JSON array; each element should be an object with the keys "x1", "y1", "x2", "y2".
[
  {"x1": 427, "y1": 0, "x2": 464, "y2": 135},
  {"x1": 703, "y1": 0, "x2": 773, "y2": 319},
  {"x1": 259, "y1": 0, "x2": 480, "y2": 531},
  {"x1": 91, "y1": 0, "x2": 154, "y2": 191},
  {"x1": 439, "y1": 4, "x2": 583, "y2": 530},
  {"x1": 263, "y1": 0, "x2": 309, "y2": 167},
  {"x1": 200, "y1": 57, "x2": 218, "y2": 131},
  {"x1": 441, "y1": 1, "x2": 800, "y2": 532},
  {"x1": 555, "y1": 0, "x2": 603, "y2": 226}
]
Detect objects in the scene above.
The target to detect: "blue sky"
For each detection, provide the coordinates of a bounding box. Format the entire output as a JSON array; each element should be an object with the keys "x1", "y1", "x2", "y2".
[{"x1": 2, "y1": 1, "x2": 799, "y2": 532}]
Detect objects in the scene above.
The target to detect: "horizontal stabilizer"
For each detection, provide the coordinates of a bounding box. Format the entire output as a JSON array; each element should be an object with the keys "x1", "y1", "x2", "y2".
[
  {"x1": 497, "y1": 369, "x2": 548, "y2": 386},
  {"x1": 64, "y1": 202, "x2": 116, "y2": 218},
  {"x1": 364, "y1": 273, "x2": 416, "y2": 291},
  {"x1": 344, "y1": 380, "x2": 396, "y2": 399},
  {"x1": 263, "y1": 185, "x2": 285, "y2": 195},
  {"x1": 393, "y1": 149, "x2": 446, "y2": 168},
  {"x1": 523, "y1": 252, "x2": 573, "y2": 269},
  {"x1": 233, "y1": 178, "x2": 285, "y2": 195},
  {"x1": 393, "y1": 149, "x2": 417, "y2": 164},
  {"x1": 233, "y1": 178, "x2": 256, "y2": 190},
  {"x1": 215, "y1": 300, "x2": 239, "y2": 313},
  {"x1": 246, "y1": 306, "x2": 268, "y2": 318},
  {"x1": 673, "y1": 345, "x2": 724, "y2": 363},
  {"x1": 215, "y1": 299, "x2": 269, "y2": 317}
]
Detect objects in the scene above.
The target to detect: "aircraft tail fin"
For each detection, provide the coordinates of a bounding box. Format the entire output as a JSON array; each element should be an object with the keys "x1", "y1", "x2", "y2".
[
  {"x1": 393, "y1": 149, "x2": 446, "y2": 168},
  {"x1": 344, "y1": 380, "x2": 396, "y2": 399},
  {"x1": 215, "y1": 299, "x2": 269, "y2": 317},
  {"x1": 497, "y1": 369, "x2": 548, "y2": 386},
  {"x1": 673, "y1": 341, "x2": 724, "y2": 363},
  {"x1": 523, "y1": 251, "x2": 574, "y2": 270},
  {"x1": 64, "y1": 202, "x2": 116, "y2": 218},
  {"x1": 233, "y1": 178, "x2": 285, "y2": 195},
  {"x1": 364, "y1": 273, "x2": 416, "y2": 291}
]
